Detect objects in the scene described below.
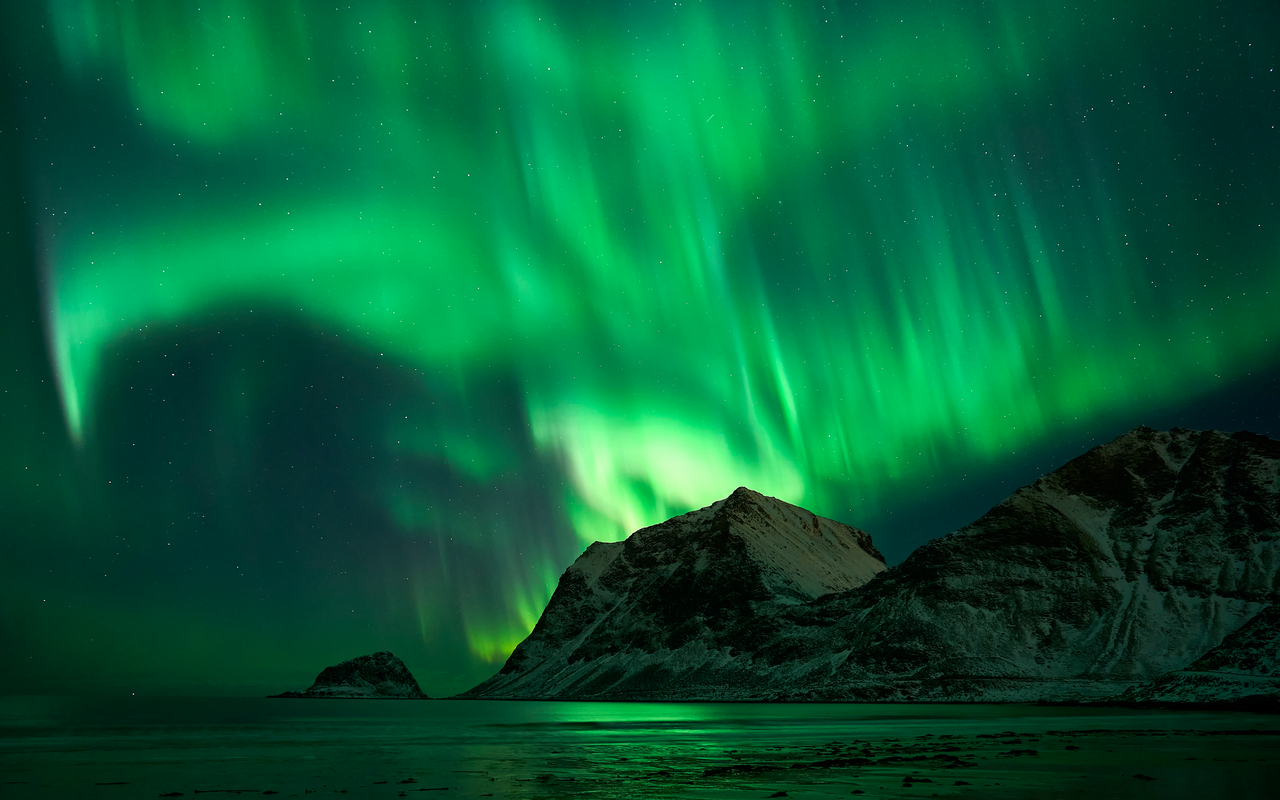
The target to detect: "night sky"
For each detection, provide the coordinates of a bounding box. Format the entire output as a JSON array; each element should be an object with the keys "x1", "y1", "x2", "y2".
[{"x1": 2, "y1": 0, "x2": 1277, "y2": 697}]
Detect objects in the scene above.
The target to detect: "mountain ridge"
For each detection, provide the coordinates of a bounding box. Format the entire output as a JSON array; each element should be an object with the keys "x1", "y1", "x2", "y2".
[{"x1": 464, "y1": 427, "x2": 1280, "y2": 702}]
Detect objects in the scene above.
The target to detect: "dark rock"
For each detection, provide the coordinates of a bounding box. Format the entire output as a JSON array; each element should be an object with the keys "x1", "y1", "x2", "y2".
[{"x1": 270, "y1": 652, "x2": 428, "y2": 698}]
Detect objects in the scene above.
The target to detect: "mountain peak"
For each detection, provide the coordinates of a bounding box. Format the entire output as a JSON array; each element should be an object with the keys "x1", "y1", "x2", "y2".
[
  {"x1": 714, "y1": 485, "x2": 794, "y2": 516},
  {"x1": 464, "y1": 487, "x2": 885, "y2": 698}
]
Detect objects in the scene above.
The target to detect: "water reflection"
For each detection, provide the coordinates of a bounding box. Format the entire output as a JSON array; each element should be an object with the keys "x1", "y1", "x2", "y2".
[{"x1": 0, "y1": 698, "x2": 1276, "y2": 798}]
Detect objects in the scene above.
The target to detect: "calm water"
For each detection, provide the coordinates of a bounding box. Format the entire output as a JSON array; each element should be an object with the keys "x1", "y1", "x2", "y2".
[{"x1": 1, "y1": 697, "x2": 1276, "y2": 799}]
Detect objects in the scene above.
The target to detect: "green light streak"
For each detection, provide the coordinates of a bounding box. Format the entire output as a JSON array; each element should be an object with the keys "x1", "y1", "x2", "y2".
[
  {"x1": 37, "y1": 0, "x2": 1280, "y2": 662},
  {"x1": 459, "y1": 557, "x2": 561, "y2": 663}
]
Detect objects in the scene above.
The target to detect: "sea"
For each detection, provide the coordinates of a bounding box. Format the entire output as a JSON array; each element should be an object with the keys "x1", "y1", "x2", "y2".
[{"x1": 1, "y1": 697, "x2": 1276, "y2": 799}]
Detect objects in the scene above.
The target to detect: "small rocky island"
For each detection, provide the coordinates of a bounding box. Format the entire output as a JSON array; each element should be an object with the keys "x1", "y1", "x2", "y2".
[{"x1": 271, "y1": 651, "x2": 429, "y2": 698}]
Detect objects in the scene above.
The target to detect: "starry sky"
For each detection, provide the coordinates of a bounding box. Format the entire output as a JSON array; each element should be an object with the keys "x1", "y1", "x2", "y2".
[{"x1": 2, "y1": 0, "x2": 1277, "y2": 697}]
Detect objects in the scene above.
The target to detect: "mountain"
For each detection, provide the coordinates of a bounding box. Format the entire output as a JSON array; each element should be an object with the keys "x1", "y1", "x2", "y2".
[
  {"x1": 462, "y1": 487, "x2": 886, "y2": 699},
  {"x1": 271, "y1": 651, "x2": 429, "y2": 698},
  {"x1": 780, "y1": 426, "x2": 1280, "y2": 700},
  {"x1": 464, "y1": 427, "x2": 1280, "y2": 701}
]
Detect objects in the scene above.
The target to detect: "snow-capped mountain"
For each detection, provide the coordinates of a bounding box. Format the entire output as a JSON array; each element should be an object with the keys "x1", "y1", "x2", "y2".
[
  {"x1": 272, "y1": 651, "x2": 429, "y2": 698},
  {"x1": 464, "y1": 427, "x2": 1279, "y2": 701},
  {"x1": 462, "y1": 487, "x2": 885, "y2": 698}
]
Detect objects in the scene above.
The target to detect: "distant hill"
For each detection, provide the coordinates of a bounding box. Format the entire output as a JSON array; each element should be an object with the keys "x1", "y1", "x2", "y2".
[{"x1": 272, "y1": 651, "x2": 429, "y2": 698}]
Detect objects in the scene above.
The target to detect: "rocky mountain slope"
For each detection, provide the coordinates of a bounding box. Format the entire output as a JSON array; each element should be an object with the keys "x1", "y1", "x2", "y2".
[
  {"x1": 463, "y1": 487, "x2": 886, "y2": 698},
  {"x1": 783, "y1": 426, "x2": 1280, "y2": 700},
  {"x1": 272, "y1": 651, "x2": 429, "y2": 698},
  {"x1": 464, "y1": 427, "x2": 1280, "y2": 701},
  {"x1": 1118, "y1": 602, "x2": 1279, "y2": 705}
]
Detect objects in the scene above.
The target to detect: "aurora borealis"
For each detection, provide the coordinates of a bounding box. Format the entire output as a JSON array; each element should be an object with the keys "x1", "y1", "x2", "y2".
[{"x1": 1, "y1": 0, "x2": 1277, "y2": 696}]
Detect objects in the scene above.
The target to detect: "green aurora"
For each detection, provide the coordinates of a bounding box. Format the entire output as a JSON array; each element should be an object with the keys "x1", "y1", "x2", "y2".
[{"x1": 1, "y1": 0, "x2": 1277, "y2": 695}]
